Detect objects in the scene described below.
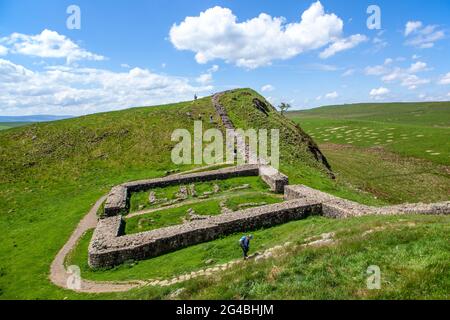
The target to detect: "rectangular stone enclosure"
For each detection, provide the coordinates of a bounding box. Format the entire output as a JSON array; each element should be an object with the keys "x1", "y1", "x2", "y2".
[
  {"x1": 90, "y1": 164, "x2": 291, "y2": 268},
  {"x1": 103, "y1": 164, "x2": 288, "y2": 217},
  {"x1": 89, "y1": 199, "x2": 322, "y2": 268}
]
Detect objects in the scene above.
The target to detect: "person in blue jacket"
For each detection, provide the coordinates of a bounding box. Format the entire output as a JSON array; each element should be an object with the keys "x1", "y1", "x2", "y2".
[{"x1": 239, "y1": 235, "x2": 253, "y2": 259}]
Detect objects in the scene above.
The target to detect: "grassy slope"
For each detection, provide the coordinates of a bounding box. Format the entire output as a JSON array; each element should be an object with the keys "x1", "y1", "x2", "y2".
[
  {"x1": 0, "y1": 97, "x2": 223, "y2": 299},
  {"x1": 289, "y1": 101, "x2": 450, "y2": 126},
  {"x1": 68, "y1": 214, "x2": 450, "y2": 300},
  {"x1": 289, "y1": 102, "x2": 450, "y2": 165},
  {"x1": 219, "y1": 89, "x2": 383, "y2": 205},
  {"x1": 288, "y1": 101, "x2": 450, "y2": 204},
  {"x1": 0, "y1": 122, "x2": 31, "y2": 131},
  {"x1": 1, "y1": 90, "x2": 448, "y2": 299},
  {"x1": 0, "y1": 90, "x2": 340, "y2": 299}
]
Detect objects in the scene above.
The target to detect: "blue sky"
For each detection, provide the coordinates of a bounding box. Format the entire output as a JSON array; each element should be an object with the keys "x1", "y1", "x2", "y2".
[{"x1": 0, "y1": 0, "x2": 449, "y2": 115}]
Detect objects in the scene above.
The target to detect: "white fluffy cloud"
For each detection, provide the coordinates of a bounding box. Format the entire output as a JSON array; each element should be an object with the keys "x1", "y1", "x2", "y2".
[
  {"x1": 400, "y1": 74, "x2": 430, "y2": 89},
  {"x1": 1, "y1": 29, "x2": 104, "y2": 63},
  {"x1": 261, "y1": 84, "x2": 275, "y2": 92},
  {"x1": 438, "y1": 72, "x2": 450, "y2": 85},
  {"x1": 0, "y1": 45, "x2": 8, "y2": 56},
  {"x1": 365, "y1": 58, "x2": 396, "y2": 76},
  {"x1": 365, "y1": 65, "x2": 388, "y2": 76},
  {"x1": 370, "y1": 87, "x2": 390, "y2": 97},
  {"x1": 408, "y1": 61, "x2": 428, "y2": 73},
  {"x1": 169, "y1": 2, "x2": 365, "y2": 68},
  {"x1": 208, "y1": 65, "x2": 219, "y2": 73},
  {"x1": 404, "y1": 21, "x2": 445, "y2": 48},
  {"x1": 196, "y1": 64, "x2": 220, "y2": 85},
  {"x1": 0, "y1": 58, "x2": 212, "y2": 116},
  {"x1": 341, "y1": 69, "x2": 355, "y2": 77},
  {"x1": 196, "y1": 73, "x2": 213, "y2": 85},
  {"x1": 319, "y1": 34, "x2": 367, "y2": 59},
  {"x1": 404, "y1": 21, "x2": 423, "y2": 36},
  {"x1": 325, "y1": 91, "x2": 338, "y2": 99},
  {"x1": 366, "y1": 60, "x2": 430, "y2": 90}
]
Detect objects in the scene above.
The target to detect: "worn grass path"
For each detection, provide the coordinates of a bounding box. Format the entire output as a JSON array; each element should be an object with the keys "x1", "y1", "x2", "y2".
[
  {"x1": 49, "y1": 191, "x2": 336, "y2": 293},
  {"x1": 50, "y1": 185, "x2": 449, "y2": 294},
  {"x1": 49, "y1": 195, "x2": 146, "y2": 293}
]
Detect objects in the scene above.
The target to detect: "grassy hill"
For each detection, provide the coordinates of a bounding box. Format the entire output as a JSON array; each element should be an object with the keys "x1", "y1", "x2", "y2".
[
  {"x1": 290, "y1": 101, "x2": 450, "y2": 126},
  {"x1": 288, "y1": 102, "x2": 450, "y2": 204},
  {"x1": 289, "y1": 102, "x2": 449, "y2": 165},
  {"x1": 0, "y1": 122, "x2": 31, "y2": 131},
  {"x1": 0, "y1": 90, "x2": 448, "y2": 299}
]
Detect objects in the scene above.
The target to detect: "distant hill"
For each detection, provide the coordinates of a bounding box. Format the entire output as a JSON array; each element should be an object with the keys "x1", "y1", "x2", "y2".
[
  {"x1": 0, "y1": 115, "x2": 73, "y2": 123},
  {"x1": 0, "y1": 122, "x2": 33, "y2": 130},
  {"x1": 289, "y1": 101, "x2": 450, "y2": 127}
]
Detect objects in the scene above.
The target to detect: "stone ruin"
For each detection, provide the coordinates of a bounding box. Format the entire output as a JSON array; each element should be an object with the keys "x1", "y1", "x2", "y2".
[
  {"x1": 87, "y1": 90, "x2": 449, "y2": 269},
  {"x1": 89, "y1": 164, "x2": 290, "y2": 268},
  {"x1": 89, "y1": 162, "x2": 450, "y2": 269}
]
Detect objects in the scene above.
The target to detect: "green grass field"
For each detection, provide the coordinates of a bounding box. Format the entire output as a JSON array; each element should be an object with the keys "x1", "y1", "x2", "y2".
[
  {"x1": 289, "y1": 102, "x2": 450, "y2": 204},
  {"x1": 125, "y1": 176, "x2": 282, "y2": 234},
  {"x1": 66, "y1": 214, "x2": 450, "y2": 299},
  {"x1": 0, "y1": 122, "x2": 31, "y2": 131},
  {"x1": 125, "y1": 192, "x2": 282, "y2": 234},
  {"x1": 1, "y1": 89, "x2": 448, "y2": 299},
  {"x1": 129, "y1": 176, "x2": 270, "y2": 213}
]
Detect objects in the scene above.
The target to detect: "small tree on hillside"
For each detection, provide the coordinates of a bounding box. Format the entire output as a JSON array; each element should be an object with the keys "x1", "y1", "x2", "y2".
[{"x1": 278, "y1": 102, "x2": 291, "y2": 116}]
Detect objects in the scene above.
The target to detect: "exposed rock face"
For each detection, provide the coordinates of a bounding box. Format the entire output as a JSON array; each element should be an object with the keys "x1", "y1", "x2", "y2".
[
  {"x1": 252, "y1": 98, "x2": 270, "y2": 116},
  {"x1": 293, "y1": 123, "x2": 335, "y2": 178}
]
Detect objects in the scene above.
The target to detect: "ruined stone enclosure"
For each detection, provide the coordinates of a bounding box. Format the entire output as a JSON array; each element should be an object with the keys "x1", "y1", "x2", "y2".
[
  {"x1": 89, "y1": 164, "x2": 291, "y2": 268},
  {"x1": 88, "y1": 162, "x2": 450, "y2": 269}
]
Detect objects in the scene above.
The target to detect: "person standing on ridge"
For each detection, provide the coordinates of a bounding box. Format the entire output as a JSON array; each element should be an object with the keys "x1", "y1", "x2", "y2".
[{"x1": 239, "y1": 235, "x2": 253, "y2": 260}]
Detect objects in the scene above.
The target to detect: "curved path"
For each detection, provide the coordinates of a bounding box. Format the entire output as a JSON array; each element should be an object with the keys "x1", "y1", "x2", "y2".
[
  {"x1": 49, "y1": 195, "x2": 148, "y2": 293},
  {"x1": 49, "y1": 191, "x2": 337, "y2": 293},
  {"x1": 49, "y1": 93, "x2": 448, "y2": 294},
  {"x1": 49, "y1": 189, "x2": 285, "y2": 293},
  {"x1": 49, "y1": 182, "x2": 448, "y2": 293}
]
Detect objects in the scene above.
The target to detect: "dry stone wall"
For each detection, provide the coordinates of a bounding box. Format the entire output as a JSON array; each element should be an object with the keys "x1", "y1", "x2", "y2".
[
  {"x1": 103, "y1": 164, "x2": 261, "y2": 217},
  {"x1": 89, "y1": 199, "x2": 322, "y2": 268},
  {"x1": 88, "y1": 91, "x2": 449, "y2": 269},
  {"x1": 285, "y1": 185, "x2": 450, "y2": 218},
  {"x1": 259, "y1": 166, "x2": 289, "y2": 193},
  {"x1": 90, "y1": 175, "x2": 449, "y2": 269}
]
